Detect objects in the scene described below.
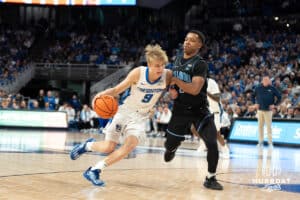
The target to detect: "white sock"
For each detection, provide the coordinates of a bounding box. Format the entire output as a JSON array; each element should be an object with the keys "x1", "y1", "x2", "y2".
[
  {"x1": 85, "y1": 142, "x2": 93, "y2": 151},
  {"x1": 91, "y1": 160, "x2": 107, "y2": 171},
  {"x1": 207, "y1": 172, "x2": 216, "y2": 179}
]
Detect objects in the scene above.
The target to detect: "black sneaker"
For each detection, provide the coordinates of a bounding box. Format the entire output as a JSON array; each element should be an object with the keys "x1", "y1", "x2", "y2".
[
  {"x1": 203, "y1": 176, "x2": 223, "y2": 190},
  {"x1": 164, "y1": 150, "x2": 176, "y2": 162}
]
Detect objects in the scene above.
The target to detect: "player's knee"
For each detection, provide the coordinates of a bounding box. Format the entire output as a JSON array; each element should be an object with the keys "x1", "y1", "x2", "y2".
[
  {"x1": 123, "y1": 140, "x2": 138, "y2": 152},
  {"x1": 206, "y1": 141, "x2": 218, "y2": 151},
  {"x1": 105, "y1": 143, "x2": 116, "y2": 153}
]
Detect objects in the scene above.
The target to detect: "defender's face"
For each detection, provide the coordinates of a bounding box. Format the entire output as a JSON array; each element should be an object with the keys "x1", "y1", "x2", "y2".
[{"x1": 183, "y1": 33, "x2": 202, "y2": 55}]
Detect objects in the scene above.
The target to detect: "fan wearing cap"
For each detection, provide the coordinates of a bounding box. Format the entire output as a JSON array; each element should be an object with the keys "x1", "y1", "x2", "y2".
[{"x1": 164, "y1": 30, "x2": 223, "y2": 190}]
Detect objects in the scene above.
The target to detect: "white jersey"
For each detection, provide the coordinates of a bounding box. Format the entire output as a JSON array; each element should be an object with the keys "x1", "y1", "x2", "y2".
[
  {"x1": 207, "y1": 78, "x2": 221, "y2": 113},
  {"x1": 119, "y1": 66, "x2": 167, "y2": 116}
]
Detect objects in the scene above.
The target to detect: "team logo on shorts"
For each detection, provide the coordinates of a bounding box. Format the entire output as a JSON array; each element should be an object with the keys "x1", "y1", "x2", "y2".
[{"x1": 116, "y1": 124, "x2": 122, "y2": 132}]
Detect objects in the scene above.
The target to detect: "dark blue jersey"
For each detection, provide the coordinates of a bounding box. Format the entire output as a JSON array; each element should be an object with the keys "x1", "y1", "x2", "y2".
[{"x1": 172, "y1": 54, "x2": 209, "y2": 110}]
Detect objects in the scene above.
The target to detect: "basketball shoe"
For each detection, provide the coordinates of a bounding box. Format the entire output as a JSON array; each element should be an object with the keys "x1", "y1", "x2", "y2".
[
  {"x1": 83, "y1": 167, "x2": 105, "y2": 186},
  {"x1": 204, "y1": 176, "x2": 223, "y2": 190},
  {"x1": 70, "y1": 138, "x2": 96, "y2": 160}
]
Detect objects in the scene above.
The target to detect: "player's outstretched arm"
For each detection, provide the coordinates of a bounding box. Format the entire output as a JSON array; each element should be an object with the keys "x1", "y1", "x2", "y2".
[
  {"x1": 92, "y1": 67, "x2": 140, "y2": 107},
  {"x1": 171, "y1": 76, "x2": 205, "y2": 96}
]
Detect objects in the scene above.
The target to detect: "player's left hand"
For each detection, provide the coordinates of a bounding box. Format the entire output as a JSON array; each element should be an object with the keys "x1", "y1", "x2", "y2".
[{"x1": 169, "y1": 85, "x2": 178, "y2": 100}]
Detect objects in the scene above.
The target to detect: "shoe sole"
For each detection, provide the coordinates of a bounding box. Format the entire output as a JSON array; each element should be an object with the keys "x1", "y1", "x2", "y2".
[
  {"x1": 203, "y1": 182, "x2": 223, "y2": 190},
  {"x1": 164, "y1": 152, "x2": 175, "y2": 162}
]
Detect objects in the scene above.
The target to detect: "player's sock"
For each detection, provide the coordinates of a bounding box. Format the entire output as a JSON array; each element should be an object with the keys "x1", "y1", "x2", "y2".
[
  {"x1": 91, "y1": 160, "x2": 107, "y2": 171},
  {"x1": 85, "y1": 142, "x2": 93, "y2": 151},
  {"x1": 207, "y1": 172, "x2": 216, "y2": 179}
]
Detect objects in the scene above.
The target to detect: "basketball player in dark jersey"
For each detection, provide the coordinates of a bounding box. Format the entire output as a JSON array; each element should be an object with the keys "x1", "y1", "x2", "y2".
[{"x1": 164, "y1": 30, "x2": 223, "y2": 190}]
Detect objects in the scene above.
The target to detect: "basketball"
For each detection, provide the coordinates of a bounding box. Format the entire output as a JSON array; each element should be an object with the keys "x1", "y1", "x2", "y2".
[{"x1": 93, "y1": 95, "x2": 118, "y2": 119}]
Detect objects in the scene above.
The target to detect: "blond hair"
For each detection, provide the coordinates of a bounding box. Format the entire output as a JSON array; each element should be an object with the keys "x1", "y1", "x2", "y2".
[{"x1": 145, "y1": 44, "x2": 168, "y2": 64}]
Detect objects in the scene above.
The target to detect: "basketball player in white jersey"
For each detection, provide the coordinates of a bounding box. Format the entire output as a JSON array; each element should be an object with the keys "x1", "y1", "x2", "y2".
[
  {"x1": 197, "y1": 78, "x2": 230, "y2": 158},
  {"x1": 70, "y1": 44, "x2": 172, "y2": 186}
]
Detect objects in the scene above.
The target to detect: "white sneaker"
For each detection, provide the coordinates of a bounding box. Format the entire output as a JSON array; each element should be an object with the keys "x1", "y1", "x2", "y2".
[{"x1": 257, "y1": 143, "x2": 263, "y2": 148}]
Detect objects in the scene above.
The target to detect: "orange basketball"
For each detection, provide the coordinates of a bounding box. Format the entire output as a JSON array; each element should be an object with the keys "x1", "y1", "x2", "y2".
[{"x1": 93, "y1": 95, "x2": 118, "y2": 119}]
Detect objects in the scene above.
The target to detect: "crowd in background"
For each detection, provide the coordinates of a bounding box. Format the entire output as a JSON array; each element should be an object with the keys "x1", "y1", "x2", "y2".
[
  {"x1": 38, "y1": 25, "x2": 183, "y2": 66},
  {"x1": 0, "y1": 25, "x2": 34, "y2": 86},
  {"x1": 1, "y1": 26, "x2": 300, "y2": 133}
]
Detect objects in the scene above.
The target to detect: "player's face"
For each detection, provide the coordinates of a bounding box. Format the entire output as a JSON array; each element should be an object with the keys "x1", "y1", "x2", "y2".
[
  {"x1": 148, "y1": 60, "x2": 165, "y2": 78},
  {"x1": 183, "y1": 33, "x2": 202, "y2": 55}
]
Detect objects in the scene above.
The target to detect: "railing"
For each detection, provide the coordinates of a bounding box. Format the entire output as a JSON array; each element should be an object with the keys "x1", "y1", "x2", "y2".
[
  {"x1": 34, "y1": 63, "x2": 124, "y2": 81},
  {"x1": 1, "y1": 63, "x2": 131, "y2": 96},
  {"x1": 34, "y1": 62, "x2": 132, "y2": 99},
  {"x1": 90, "y1": 66, "x2": 131, "y2": 97}
]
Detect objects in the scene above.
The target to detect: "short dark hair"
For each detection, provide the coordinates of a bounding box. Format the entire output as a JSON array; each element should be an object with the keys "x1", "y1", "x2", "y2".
[{"x1": 188, "y1": 30, "x2": 205, "y2": 44}]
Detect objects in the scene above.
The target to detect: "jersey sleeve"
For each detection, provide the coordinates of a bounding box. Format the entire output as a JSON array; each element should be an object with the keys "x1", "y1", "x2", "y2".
[{"x1": 192, "y1": 60, "x2": 208, "y2": 79}]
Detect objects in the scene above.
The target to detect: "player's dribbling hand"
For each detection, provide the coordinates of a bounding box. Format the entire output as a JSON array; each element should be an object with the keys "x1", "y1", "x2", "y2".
[
  {"x1": 92, "y1": 92, "x2": 103, "y2": 109},
  {"x1": 169, "y1": 85, "x2": 178, "y2": 100}
]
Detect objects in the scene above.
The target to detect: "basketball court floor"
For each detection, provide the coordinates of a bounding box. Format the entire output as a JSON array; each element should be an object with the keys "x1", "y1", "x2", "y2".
[{"x1": 0, "y1": 129, "x2": 299, "y2": 200}]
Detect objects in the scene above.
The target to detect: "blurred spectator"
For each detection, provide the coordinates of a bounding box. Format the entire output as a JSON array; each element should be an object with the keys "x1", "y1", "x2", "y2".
[
  {"x1": 294, "y1": 107, "x2": 300, "y2": 119},
  {"x1": 29, "y1": 99, "x2": 40, "y2": 110},
  {"x1": 243, "y1": 105, "x2": 256, "y2": 118},
  {"x1": 272, "y1": 107, "x2": 281, "y2": 118},
  {"x1": 44, "y1": 90, "x2": 56, "y2": 110},
  {"x1": 79, "y1": 104, "x2": 93, "y2": 131},
  {"x1": 278, "y1": 105, "x2": 288, "y2": 118},
  {"x1": 220, "y1": 110, "x2": 231, "y2": 140},
  {"x1": 69, "y1": 94, "x2": 81, "y2": 114},
  {"x1": 37, "y1": 89, "x2": 45, "y2": 109},
  {"x1": 1, "y1": 97, "x2": 10, "y2": 109},
  {"x1": 286, "y1": 107, "x2": 294, "y2": 119},
  {"x1": 58, "y1": 102, "x2": 77, "y2": 129},
  {"x1": 155, "y1": 106, "x2": 164, "y2": 136},
  {"x1": 19, "y1": 100, "x2": 27, "y2": 110},
  {"x1": 156, "y1": 106, "x2": 172, "y2": 136}
]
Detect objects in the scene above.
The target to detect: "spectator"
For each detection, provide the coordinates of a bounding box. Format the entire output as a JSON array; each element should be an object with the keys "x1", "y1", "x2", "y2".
[
  {"x1": 286, "y1": 107, "x2": 294, "y2": 119},
  {"x1": 79, "y1": 104, "x2": 93, "y2": 131},
  {"x1": 272, "y1": 107, "x2": 281, "y2": 118},
  {"x1": 254, "y1": 75, "x2": 281, "y2": 148},
  {"x1": 156, "y1": 106, "x2": 172, "y2": 137},
  {"x1": 37, "y1": 89, "x2": 45, "y2": 109},
  {"x1": 243, "y1": 105, "x2": 256, "y2": 118},
  {"x1": 69, "y1": 94, "x2": 82, "y2": 114},
  {"x1": 294, "y1": 107, "x2": 300, "y2": 119},
  {"x1": 44, "y1": 90, "x2": 56, "y2": 110}
]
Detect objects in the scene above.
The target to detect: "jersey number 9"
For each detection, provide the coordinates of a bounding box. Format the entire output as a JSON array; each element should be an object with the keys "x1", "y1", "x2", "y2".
[{"x1": 142, "y1": 94, "x2": 153, "y2": 103}]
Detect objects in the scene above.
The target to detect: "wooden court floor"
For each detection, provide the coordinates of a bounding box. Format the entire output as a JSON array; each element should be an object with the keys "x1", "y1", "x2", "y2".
[{"x1": 0, "y1": 129, "x2": 299, "y2": 200}]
